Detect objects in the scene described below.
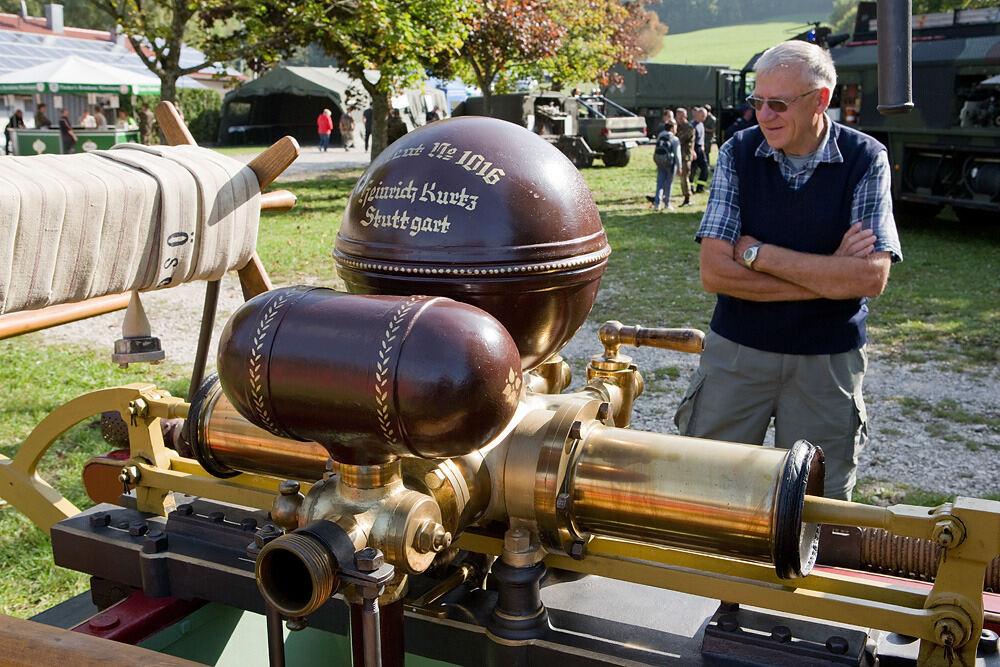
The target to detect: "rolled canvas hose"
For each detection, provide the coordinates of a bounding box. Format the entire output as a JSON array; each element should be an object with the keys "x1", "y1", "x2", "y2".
[{"x1": 0, "y1": 143, "x2": 261, "y2": 315}]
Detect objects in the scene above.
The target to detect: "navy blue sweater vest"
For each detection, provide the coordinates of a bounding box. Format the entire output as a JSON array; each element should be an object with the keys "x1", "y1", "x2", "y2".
[{"x1": 710, "y1": 123, "x2": 884, "y2": 354}]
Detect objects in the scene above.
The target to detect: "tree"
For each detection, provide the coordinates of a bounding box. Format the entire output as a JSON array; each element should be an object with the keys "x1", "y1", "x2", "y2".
[
  {"x1": 276, "y1": 0, "x2": 475, "y2": 159},
  {"x1": 451, "y1": 0, "x2": 661, "y2": 107},
  {"x1": 88, "y1": 0, "x2": 300, "y2": 103},
  {"x1": 541, "y1": 0, "x2": 659, "y2": 90},
  {"x1": 454, "y1": 1, "x2": 566, "y2": 115}
]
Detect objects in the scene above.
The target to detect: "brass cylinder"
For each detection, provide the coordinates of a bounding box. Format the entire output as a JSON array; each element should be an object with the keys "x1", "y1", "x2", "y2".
[
  {"x1": 185, "y1": 375, "x2": 330, "y2": 480},
  {"x1": 569, "y1": 426, "x2": 823, "y2": 576}
]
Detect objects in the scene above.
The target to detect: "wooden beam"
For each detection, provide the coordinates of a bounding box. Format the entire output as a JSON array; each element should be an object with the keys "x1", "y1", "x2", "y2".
[{"x1": 0, "y1": 614, "x2": 203, "y2": 666}]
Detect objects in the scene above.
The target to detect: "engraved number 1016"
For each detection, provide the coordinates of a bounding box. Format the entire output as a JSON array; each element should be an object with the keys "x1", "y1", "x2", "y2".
[{"x1": 455, "y1": 151, "x2": 505, "y2": 185}]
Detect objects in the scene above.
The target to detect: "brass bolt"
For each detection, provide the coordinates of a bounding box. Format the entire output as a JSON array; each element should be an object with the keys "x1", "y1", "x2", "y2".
[
  {"x1": 279, "y1": 480, "x2": 300, "y2": 496},
  {"x1": 504, "y1": 527, "x2": 531, "y2": 554},
  {"x1": 355, "y1": 547, "x2": 384, "y2": 572},
  {"x1": 413, "y1": 521, "x2": 451, "y2": 554},
  {"x1": 424, "y1": 469, "x2": 445, "y2": 491}
]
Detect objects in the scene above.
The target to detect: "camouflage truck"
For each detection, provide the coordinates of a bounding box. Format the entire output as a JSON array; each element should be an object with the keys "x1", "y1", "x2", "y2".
[
  {"x1": 451, "y1": 91, "x2": 647, "y2": 168},
  {"x1": 829, "y1": 1, "x2": 1000, "y2": 222}
]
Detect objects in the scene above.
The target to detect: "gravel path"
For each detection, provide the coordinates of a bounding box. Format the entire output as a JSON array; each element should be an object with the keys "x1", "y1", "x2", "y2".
[{"x1": 33, "y1": 154, "x2": 1000, "y2": 502}]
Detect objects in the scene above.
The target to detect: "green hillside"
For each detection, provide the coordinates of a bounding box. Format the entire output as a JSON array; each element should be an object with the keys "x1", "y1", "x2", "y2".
[{"x1": 652, "y1": 13, "x2": 831, "y2": 68}]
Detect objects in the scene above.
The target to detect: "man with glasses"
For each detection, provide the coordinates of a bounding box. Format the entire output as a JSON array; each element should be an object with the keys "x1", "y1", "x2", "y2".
[{"x1": 674, "y1": 40, "x2": 902, "y2": 501}]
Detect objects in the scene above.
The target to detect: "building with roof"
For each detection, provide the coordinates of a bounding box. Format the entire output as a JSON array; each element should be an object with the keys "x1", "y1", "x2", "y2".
[{"x1": 0, "y1": 3, "x2": 244, "y2": 140}]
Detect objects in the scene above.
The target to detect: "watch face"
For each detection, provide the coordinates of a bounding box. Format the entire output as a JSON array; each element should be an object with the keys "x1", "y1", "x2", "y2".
[{"x1": 743, "y1": 247, "x2": 755, "y2": 261}]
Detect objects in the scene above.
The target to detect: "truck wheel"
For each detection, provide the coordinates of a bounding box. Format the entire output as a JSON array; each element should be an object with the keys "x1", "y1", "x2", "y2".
[
  {"x1": 571, "y1": 151, "x2": 594, "y2": 169},
  {"x1": 603, "y1": 148, "x2": 630, "y2": 167}
]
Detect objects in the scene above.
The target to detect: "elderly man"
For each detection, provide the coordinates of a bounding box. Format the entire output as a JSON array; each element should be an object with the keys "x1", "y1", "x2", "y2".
[{"x1": 674, "y1": 40, "x2": 902, "y2": 501}]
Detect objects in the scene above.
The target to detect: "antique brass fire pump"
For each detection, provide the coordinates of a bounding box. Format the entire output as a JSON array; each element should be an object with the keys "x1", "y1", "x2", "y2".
[{"x1": 1, "y1": 116, "x2": 998, "y2": 667}]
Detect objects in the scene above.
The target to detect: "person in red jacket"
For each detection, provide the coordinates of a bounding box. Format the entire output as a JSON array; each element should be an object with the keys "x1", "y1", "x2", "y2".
[{"x1": 317, "y1": 108, "x2": 333, "y2": 152}]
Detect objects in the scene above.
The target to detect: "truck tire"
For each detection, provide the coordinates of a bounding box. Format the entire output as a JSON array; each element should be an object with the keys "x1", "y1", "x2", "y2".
[
  {"x1": 602, "y1": 147, "x2": 630, "y2": 167},
  {"x1": 570, "y1": 149, "x2": 594, "y2": 169}
]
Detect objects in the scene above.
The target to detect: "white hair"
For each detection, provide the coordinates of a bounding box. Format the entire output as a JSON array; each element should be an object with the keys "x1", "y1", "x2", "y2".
[{"x1": 755, "y1": 41, "x2": 837, "y2": 91}]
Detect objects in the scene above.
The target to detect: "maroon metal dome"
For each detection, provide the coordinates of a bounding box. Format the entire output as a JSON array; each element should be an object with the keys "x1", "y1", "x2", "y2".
[{"x1": 334, "y1": 116, "x2": 609, "y2": 371}]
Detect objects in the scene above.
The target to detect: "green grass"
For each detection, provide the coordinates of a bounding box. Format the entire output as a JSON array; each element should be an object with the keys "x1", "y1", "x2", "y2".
[
  {"x1": 0, "y1": 341, "x2": 188, "y2": 618},
  {"x1": 653, "y1": 13, "x2": 830, "y2": 68},
  {"x1": 2, "y1": 142, "x2": 998, "y2": 619}
]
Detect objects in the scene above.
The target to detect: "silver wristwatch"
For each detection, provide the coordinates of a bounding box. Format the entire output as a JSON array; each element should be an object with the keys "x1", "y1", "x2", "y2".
[{"x1": 743, "y1": 243, "x2": 763, "y2": 270}]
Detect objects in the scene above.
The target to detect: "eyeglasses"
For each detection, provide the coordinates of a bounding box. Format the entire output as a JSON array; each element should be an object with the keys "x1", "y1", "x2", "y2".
[{"x1": 745, "y1": 88, "x2": 820, "y2": 113}]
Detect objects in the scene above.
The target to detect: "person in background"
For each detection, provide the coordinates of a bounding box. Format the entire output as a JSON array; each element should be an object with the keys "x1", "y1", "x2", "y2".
[
  {"x1": 387, "y1": 108, "x2": 408, "y2": 145},
  {"x1": 426, "y1": 106, "x2": 441, "y2": 123},
  {"x1": 94, "y1": 105, "x2": 108, "y2": 130},
  {"x1": 317, "y1": 108, "x2": 333, "y2": 152},
  {"x1": 363, "y1": 106, "x2": 373, "y2": 151},
  {"x1": 138, "y1": 102, "x2": 156, "y2": 144},
  {"x1": 58, "y1": 108, "x2": 76, "y2": 154},
  {"x1": 78, "y1": 108, "x2": 96, "y2": 129},
  {"x1": 651, "y1": 119, "x2": 682, "y2": 211},
  {"x1": 652, "y1": 109, "x2": 675, "y2": 137},
  {"x1": 675, "y1": 107, "x2": 695, "y2": 207},
  {"x1": 339, "y1": 109, "x2": 356, "y2": 150},
  {"x1": 703, "y1": 104, "x2": 718, "y2": 165},
  {"x1": 115, "y1": 109, "x2": 133, "y2": 130},
  {"x1": 725, "y1": 104, "x2": 756, "y2": 141},
  {"x1": 4, "y1": 109, "x2": 25, "y2": 155},
  {"x1": 34, "y1": 103, "x2": 51, "y2": 129},
  {"x1": 691, "y1": 106, "x2": 710, "y2": 193},
  {"x1": 674, "y1": 40, "x2": 902, "y2": 501}
]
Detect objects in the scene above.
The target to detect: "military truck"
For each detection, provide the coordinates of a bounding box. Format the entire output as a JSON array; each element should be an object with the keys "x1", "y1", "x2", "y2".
[
  {"x1": 604, "y1": 63, "x2": 727, "y2": 138},
  {"x1": 829, "y1": 2, "x2": 1000, "y2": 222},
  {"x1": 451, "y1": 91, "x2": 647, "y2": 168}
]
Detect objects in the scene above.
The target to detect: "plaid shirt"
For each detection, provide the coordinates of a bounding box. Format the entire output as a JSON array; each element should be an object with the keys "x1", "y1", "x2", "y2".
[{"x1": 698, "y1": 117, "x2": 902, "y2": 261}]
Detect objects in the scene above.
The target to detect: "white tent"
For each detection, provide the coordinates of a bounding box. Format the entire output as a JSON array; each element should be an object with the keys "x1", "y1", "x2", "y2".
[{"x1": 0, "y1": 55, "x2": 160, "y2": 95}]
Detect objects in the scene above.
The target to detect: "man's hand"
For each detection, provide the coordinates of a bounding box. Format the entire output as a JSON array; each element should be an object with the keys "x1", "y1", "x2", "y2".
[{"x1": 834, "y1": 222, "x2": 876, "y2": 258}]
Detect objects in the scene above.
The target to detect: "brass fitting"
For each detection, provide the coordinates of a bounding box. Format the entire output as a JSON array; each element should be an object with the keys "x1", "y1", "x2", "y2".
[{"x1": 413, "y1": 520, "x2": 452, "y2": 554}]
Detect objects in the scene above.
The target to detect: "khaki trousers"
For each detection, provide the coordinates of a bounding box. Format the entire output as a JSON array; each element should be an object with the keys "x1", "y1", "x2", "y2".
[{"x1": 674, "y1": 330, "x2": 869, "y2": 500}]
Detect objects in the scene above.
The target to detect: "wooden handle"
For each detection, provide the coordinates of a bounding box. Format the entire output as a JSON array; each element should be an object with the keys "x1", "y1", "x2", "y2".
[
  {"x1": 237, "y1": 252, "x2": 274, "y2": 300},
  {"x1": 599, "y1": 321, "x2": 705, "y2": 356},
  {"x1": 0, "y1": 293, "x2": 131, "y2": 340},
  {"x1": 247, "y1": 136, "x2": 300, "y2": 189},
  {"x1": 260, "y1": 189, "x2": 298, "y2": 211},
  {"x1": 154, "y1": 101, "x2": 196, "y2": 146}
]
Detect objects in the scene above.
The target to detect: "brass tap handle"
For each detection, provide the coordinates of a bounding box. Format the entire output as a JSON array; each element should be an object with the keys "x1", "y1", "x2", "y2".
[{"x1": 599, "y1": 320, "x2": 705, "y2": 358}]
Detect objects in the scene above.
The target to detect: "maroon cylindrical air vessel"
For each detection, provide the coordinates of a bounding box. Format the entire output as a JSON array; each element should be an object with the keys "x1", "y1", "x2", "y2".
[{"x1": 217, "y1": 287, "x2": 524, "y2": 465}]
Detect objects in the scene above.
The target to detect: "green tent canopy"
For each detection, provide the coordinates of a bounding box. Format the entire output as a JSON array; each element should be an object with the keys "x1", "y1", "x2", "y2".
[{"x1": 0, "y1": 55, "x2": 160, "y2": 95}]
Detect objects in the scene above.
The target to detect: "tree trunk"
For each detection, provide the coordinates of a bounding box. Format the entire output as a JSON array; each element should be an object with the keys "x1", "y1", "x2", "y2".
[
  {"x1": 362, "y1": 78, "x2": 391, "y2": 160},
  {"x1": 160, "y1": 75, "x2": 178, "y2": 105}
]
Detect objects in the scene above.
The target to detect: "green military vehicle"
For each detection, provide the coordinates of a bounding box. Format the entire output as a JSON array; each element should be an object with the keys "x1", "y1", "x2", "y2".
[{"x1": 451, "y1": 91, "x2": 647, "y2": 168}]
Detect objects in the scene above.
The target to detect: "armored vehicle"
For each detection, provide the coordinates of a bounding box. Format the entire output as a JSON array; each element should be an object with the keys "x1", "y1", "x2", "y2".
[{"x1": 451, "y1": 91, "x2": 647, "y2": 168}]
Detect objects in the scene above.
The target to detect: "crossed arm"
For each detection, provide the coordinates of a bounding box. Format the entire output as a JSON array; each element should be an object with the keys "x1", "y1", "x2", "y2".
[{"x1": 699, "y1": 222, "x2": 892, "y2": 302}]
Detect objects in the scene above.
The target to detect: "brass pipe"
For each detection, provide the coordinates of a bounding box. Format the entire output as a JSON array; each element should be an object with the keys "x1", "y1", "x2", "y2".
[
  {"x1": 0, "y1": 292, "x2": 130, "y2": 340},
  {"x1": 188, "y1": 379, "x2": 329, "y2": 480}
]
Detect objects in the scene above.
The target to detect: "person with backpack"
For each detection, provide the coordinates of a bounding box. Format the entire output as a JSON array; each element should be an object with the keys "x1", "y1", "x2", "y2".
[{"x1": 652, "y1": 119, "x2": 682, "y2": 211}]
